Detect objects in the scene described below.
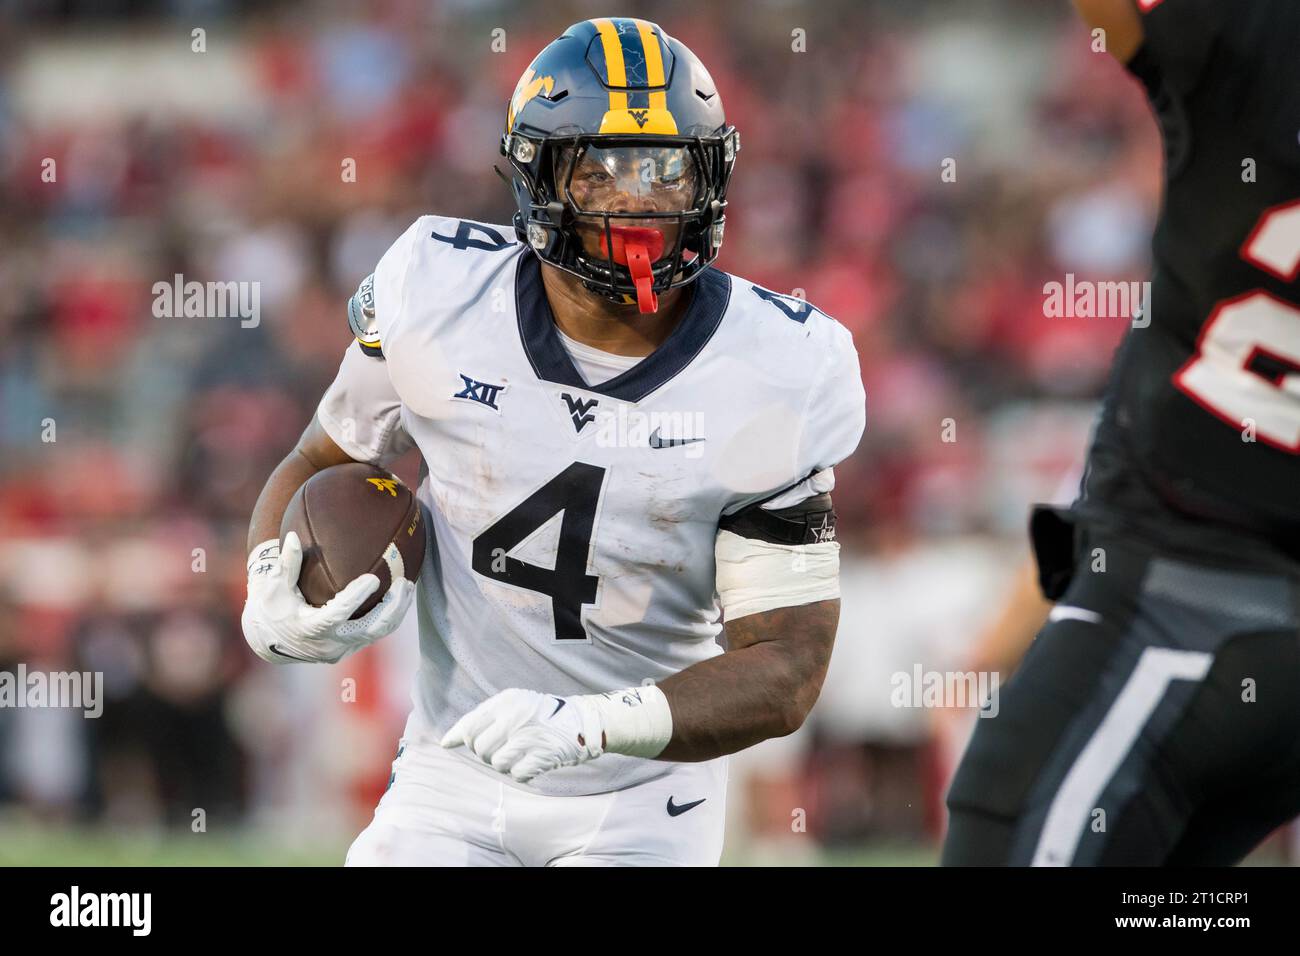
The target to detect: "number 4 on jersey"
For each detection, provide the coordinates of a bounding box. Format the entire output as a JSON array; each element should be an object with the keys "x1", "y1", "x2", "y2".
[{"x1": 471, "y1": 462, "x2": 606, "y2": 641}]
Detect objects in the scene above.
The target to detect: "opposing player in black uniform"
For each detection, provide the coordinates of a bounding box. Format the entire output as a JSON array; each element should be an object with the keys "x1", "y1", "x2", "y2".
[{"x1": 944, "y1": 0, "x2": 1300, "y2": 865}]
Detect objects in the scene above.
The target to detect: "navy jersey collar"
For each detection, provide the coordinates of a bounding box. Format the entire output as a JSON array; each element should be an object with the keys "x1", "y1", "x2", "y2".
[{"x1": 514, "y1": 250, "x2": 731, "y2": 403}]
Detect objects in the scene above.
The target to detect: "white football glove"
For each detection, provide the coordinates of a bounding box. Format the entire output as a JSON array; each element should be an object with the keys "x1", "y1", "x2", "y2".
[
  {"x1": 440, "y1": 685, "x2": 674, "y2": 783},
  {"x1": 241, "y1": 531, "x2": 414, "y2": 665},
  {"x1": 439, "y1": 688, "x2": 606, "y2": 783}
]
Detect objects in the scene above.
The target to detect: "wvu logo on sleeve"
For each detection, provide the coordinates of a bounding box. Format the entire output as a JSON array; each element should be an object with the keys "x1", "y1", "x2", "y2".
[
  {"x1": 453, "y1": 373, "x2": 508, "y2": 412},
  {"x1": 560, "y1": 393, "x2": 600, "y2": 433}
]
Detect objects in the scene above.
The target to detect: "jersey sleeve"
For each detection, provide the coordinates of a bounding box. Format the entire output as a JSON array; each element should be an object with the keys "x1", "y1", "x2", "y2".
[
  {"x1": 316, "y1": 341, "x2": 415, "y2": 466},
  {"x1": 723, "y1": 321, "x2": 867, "y2": 522},
  {"x1": 318, "y1": 219, "x2": 427, "y2": 466},
  {"x1": 793, "y1": 324, "x2": 867, "y2": 494},
  {"x1": 1129, "y1": 0, "x2": 1226, "y2": 94},
  {"x1": 345, "y1": 216, "x2": 427, "y2": 356}
]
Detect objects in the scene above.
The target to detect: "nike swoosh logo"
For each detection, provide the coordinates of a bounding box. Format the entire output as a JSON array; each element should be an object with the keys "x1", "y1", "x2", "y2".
[
  {"x1": 269, "y1": 644, "x2": 314, "y2": 663},
  {"x1": 648, "y1": 427, "x2": 705, "y2": 449},
  {"x1": 666, "y1": 796, "x2": 706, "y2": 817},
  {"x1": 550, "y1": 697, "x2": 566, "y2": 717}
]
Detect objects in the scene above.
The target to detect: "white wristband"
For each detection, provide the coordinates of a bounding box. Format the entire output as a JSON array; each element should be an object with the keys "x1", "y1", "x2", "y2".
[{"x1": 584, "y1": 684, "x2": 674, "y2": 759}]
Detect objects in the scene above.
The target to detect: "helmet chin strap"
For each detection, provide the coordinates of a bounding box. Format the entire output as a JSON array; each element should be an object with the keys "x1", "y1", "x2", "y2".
[{"x1": 598, "y1": 226, "x2": 666, "y2": 313}]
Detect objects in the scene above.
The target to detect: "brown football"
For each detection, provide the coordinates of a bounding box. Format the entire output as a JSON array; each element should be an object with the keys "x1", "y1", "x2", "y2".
[{"x1": 280, "y1": 463, "x2": 426, "y2": 619}]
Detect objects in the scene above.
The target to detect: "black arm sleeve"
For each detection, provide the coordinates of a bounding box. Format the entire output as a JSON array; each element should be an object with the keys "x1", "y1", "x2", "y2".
[{"x1": 718, "y1": 493, "x2": 837, "y2": 546}]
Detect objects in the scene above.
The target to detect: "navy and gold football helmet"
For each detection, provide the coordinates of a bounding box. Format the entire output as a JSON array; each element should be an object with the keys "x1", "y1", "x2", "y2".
[{"x1": 502, "y1": 18, "x2": 739, "y2": 313}]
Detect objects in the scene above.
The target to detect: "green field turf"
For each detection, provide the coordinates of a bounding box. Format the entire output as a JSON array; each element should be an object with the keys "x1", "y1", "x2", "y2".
[
  {"x1": 3, "y1": 823, "x2": 1287, "y2": 867},
  {"x1": 0, "y1": 825, "x2": 348, "y2": 867},
  {"x1": 0, "y1": 822, "x2": 938, "y2": 867}
]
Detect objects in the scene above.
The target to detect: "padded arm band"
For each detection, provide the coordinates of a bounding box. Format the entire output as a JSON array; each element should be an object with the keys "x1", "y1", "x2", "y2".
[{"x1": 719, "y1": 492, "x2": 837, "y2": 545}]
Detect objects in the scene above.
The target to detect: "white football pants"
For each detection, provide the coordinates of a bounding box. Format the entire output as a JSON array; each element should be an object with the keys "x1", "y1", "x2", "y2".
[{"x1": 346, "y1": 736, "x2": 728, "y2": 866}]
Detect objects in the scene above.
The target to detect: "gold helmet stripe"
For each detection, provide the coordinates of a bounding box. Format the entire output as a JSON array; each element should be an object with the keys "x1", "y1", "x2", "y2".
[
  {"x1": 635, "y1": 19, "x2": 670, "y2": 113},
  {"x1": 591, "y1": 18, "x2": 677, "y2": 134},
  {"x1": 590, "y1": 18, "x2": 629, "y2": 111}
]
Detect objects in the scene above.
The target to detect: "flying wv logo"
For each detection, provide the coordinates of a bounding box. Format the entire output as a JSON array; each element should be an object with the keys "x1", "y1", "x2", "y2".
[{"x1": 560, "y1": 393, "x2": 600, "y2": 433}]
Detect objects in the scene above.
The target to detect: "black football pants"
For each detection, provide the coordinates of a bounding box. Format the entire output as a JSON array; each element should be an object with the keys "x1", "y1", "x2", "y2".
[{"x1": 943, "y1": 526, "x2": 1300, "y2": 865}]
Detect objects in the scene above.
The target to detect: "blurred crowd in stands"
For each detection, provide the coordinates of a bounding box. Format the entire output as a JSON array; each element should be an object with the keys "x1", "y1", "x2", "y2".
[{"x1": 0, "y1": 0, "x2": 1160, "y2": 856}]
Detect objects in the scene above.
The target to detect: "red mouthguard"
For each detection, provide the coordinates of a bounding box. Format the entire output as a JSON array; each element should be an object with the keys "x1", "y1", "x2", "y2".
[{"x1": 598, "y1": 226, "x2": 665, "y2": 313}]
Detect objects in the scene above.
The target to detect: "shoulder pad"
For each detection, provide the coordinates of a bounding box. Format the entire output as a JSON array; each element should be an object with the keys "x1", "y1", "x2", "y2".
[{"x1": 347, "y1": 273, "x2": 383, "y2": 357}]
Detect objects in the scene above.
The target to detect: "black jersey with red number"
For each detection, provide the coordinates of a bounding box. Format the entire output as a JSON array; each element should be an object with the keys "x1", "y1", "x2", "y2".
[{"x1": 1077, "y1": 0, "x2": 1300, "y2": 569}]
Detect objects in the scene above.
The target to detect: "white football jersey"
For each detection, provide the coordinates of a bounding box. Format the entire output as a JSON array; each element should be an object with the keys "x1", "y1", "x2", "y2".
[{"x1": 318, "y1": 215, "x2": 866, "y2": 795}]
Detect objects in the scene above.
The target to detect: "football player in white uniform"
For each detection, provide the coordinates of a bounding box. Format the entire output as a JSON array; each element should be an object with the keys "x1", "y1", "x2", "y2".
[{"x1": 241, "y1": 17, "x2": 865, "y2": 866}]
